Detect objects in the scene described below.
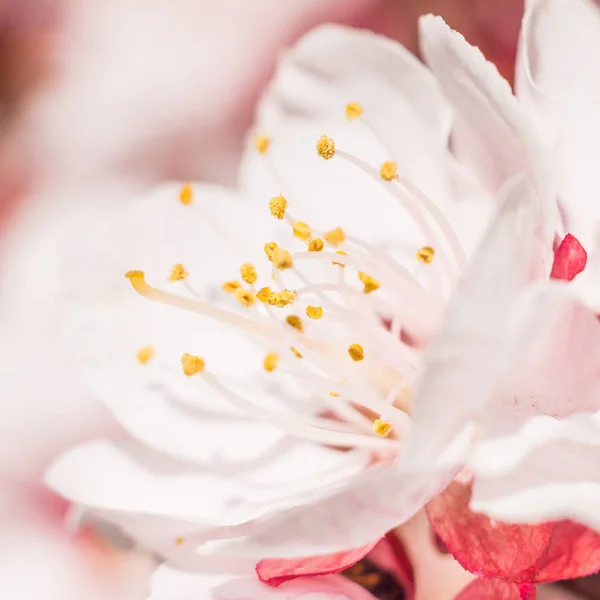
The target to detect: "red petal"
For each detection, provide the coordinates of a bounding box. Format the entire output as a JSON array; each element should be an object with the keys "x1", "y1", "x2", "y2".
[
  {"x1": 428, "y1": 482, "x2": 600, "y2": 583},
  {"x1": 427, "y1": 481, "x2": 552, "y2": 581},
  {"x1": 532, "y1": 521, "x2": 600, "y2": 582},
  {"x1": 550, "y1": 233, "x2": 587, "y2": 281},
  {"x1": 256, "y1": 541, "x2": 379, "y2": 587},
  {"x1": 454, "y1": 579, "x2": 536, "y2": 600}
]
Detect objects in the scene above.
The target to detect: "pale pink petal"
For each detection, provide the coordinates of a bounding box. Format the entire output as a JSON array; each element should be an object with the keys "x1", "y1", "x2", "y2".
[
  {"x1": 216, "y1": 574, "x2": 379, "y2": 600},
  {"x1": 515, "y1": 0, "x2": 600, "y2": 248},
  {"x1": 419, "y1": 14, "x2": 551, "y2": 216}
]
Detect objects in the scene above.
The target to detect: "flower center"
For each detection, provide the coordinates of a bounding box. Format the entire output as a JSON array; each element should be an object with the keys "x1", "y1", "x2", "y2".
[{"x1": 126, "y1": 104, "x2": 467, "y2": 455}]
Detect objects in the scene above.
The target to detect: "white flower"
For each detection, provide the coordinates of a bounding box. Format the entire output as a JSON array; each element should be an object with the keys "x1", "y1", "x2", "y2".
[{"x1": 47, "y1": 0, "x2": 600, "y2": 581}]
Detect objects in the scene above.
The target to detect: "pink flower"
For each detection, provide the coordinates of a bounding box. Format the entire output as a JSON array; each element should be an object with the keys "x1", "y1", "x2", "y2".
[{"x1": 45, "y1": 0, "x2": 600, "y2": 597}]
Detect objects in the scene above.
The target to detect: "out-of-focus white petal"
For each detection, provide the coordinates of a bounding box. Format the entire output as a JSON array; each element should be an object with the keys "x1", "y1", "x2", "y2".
[{"x1": 516, "y1": 0, "x2": 600, "y2": 249}]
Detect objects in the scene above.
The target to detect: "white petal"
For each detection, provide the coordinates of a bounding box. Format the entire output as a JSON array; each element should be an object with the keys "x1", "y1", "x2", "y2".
[
  {"x1": 516, "y1": 0, "x2": 600, "y2": 248},
  {"x1": 46, "y1": 438, "x2": 369, "y2": 566},
  {"x1": 408, "y1": 175, "x2": 547, "y2": 465},
  {"x1": 241, "y1": 25, "x2": 491, "y2": 257},
  {"x1": 419, "y1": 15, "x2": 549, "y2": 204},
  {"x1": 471, "y1": 412, "x2": 600, "y2": 530},
  {"x1": 477, "y1": 285, "x2": 600, "y2": 441}
]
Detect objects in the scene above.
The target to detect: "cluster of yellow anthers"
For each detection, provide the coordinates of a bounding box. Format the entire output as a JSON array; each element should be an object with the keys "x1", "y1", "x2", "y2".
[{"x1": 126, "y1": 102, "x2": 447, "y2": 444}]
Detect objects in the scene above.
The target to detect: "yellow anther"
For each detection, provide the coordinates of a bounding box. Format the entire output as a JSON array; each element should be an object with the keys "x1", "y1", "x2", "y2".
[
  {"x1": 268, "y1": 290, "x2": 296, "y2": 308},
  {"x1": 380, "y1": 161, "x2": 398, "y2": 181},
  {"x1": 416, "y1": 246, "x2": 435, "y2": 264},
  {"x1": 345, "y1": 102, "x2": 364, "y2": 121},
  {"x1": 168, "y1": 263, "x2": 189, "y2": 282},
  {"x1": 373, "y1": 418, "x2": 392, "y2": 438},
  {"x1": 223, "y1": 280, "x2": 241, "y2": 294},
  {"x1": 240, "y1": 263, "x2": 258, "y2": 285},
  {"x1": 290, "y1": 346, "x2": 303, "y2": 359},
  {"x1": 235, "y1": 288, "x2": 255, "y2": 308},
  {"x1": 269, "y1": 195, "x2": 288, "y2": 220},
  {"x1": 175, "y1": 537, "x2": 185, "y2": 545},
  {"x1": 316, "y1": 135, "x2": 335, "y2": 160},
  {"x1": 272, "y1": 247, "x2": 294, "y2": 270},
  {"x1": 254, "y1": 135, "x2": 270, "y2": 154},
  {"x1": 136, "y1": 345, "x2": 154, "y2": 364},
  {"x1": 125, "y1": 270, "x2": 145, "y2": 280},
  {"x1": 181, "y1": 353, "x2": 205, "y2": 376},
  {"x1": 306, "y1": 305, "x2": 323, "y2": 320},
  {"x1": 286, "y1": 315, "x2": 304, "y2": 332},
  {"x1": 324, "y1": 227, "x2": 346, "y2": 246},
  {"x1": 358, "y1": 272, "x2": 380, "y2": 294},
  {"x1": 263, "y1": 352, "x2": 279, "y2": 372},
  {"x1": 348, "y1": 343, "x2": 365, "y2": 362},
  {"x1": 264, "y1": 242, "x2": 279, "y2": 261},
  {"x1": 332, "y1": 250, "x2": 348, "y2": 267},
  {"x1": 329, "y1": 390, "x2": 341, "y2": 397},
  {"x1": 179, "y1": 183, "x2": 193, "y2": 205},
  {"x1": 256, "y1": 286, "x2": 272, "y2": 302},
  {"x1": 293, "y1": 221, "x2": 312, "y2": 241},
  {"x1": 308, "y1": 238, "x2": 324, "y2": 252}
]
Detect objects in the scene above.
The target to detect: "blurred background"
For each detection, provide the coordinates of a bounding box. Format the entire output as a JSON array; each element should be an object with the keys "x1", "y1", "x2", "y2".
[{"x1": 5, "y1": 1, "x2": 598, "y2": 599}]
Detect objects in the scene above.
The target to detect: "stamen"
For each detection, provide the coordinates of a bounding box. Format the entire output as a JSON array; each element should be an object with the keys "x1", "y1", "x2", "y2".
[
  {"x1": 345, "y1": 102, "x2": 364, "y2": 121},
  {"x1": 286, "y1": 315, "x2": 303, "y2": 332},
  {"x1": 257, "y1": 286, "x2": 272, "y2": 303},
  {"x1": 235, "y1": 288, "x2": 255, "y2": 307},
  {"x1": 269, "y1": 195, "x2": 288, "y2": 220},
  {"x1": 372, "y1": 418, "x2": 392, "y2": 437},
  {"x1": 324, "y1": 227, "x2": 346, "y2": 246},
  {"x1": 332, "y1": 250, "x2": 347, "y2": 266},
  {"x1": 267, "y1": 290, "x2": 296, "y2": 308},
  {"x1": 358, "y1": 272, "x2": 380, "y2": 294},
  {"x1": 293, "y1": 221, "x2": 312, "y2": 241},
  {"x1": 380, "y1": 161, "x2": 398, "y2": 181},
  {"x1": 179, "y1": 183, "x2": 193, "y2": 205},
  {"x1": 290, "y1": 346, "x2": 303, "y2": 358},
  {"x1": 306, "y1": 305, "x2": 323, "y2": 320},
  {"x1": 264, "y1": 242, "x2": 278, "y2": 261},
  {"x1": 416, "y1": 246, "x2": 435, "y2": 264},
  {"x1": 254, "y1": 135, "x2": 270, "y2": 154},
  {"x1": 175, "y1": 537, "x2": 185, "y2": 545},
  {"x1": 308, "y1": 238, "x2": 324, "y2": 252},
  {"x1": 316, "y1": 135, "x2": 335, "y2": 160},
  {"x1": 240, "y1": 263, "x2": 258, "y2": 284},
  {"x1": 263, "y1": 352, "x2": 279, "y2": 372},
  {"x1": 125, "y1": 271, "x2": 280, "y2": 340},
  {"x1": 181, "y1": 353, "x2": 205, "y2": 376},
  {"x1": 136, "y1": 345, "x2": 154, "y2": 364},
  {"x1": 348, "y1": 343, "x2": 365, "y2": 362},
  {"x1": 272, "y1": 247, "x2": 293, "y2": 270},
  {"x1": 168, "y1": 263, "x2": 189, "y2": 282},
  {"x1": 223, "y1": 280, "x2": 241, "y2": 294}
]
